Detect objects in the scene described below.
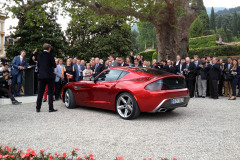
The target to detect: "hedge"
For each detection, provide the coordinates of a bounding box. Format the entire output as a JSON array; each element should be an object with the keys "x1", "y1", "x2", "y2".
[
  {"x1": 189, "y1": 35, "x2": 217, "y2": 50},
  {"x1": 152, "y1": 52, "x2": 158, "y2": 61},
  {"x1": 188, "y1": 45, "x2": 240, "y2": 58},
  {"x1": 139, "y1": 50, "x2": 156, "y2": 61}
]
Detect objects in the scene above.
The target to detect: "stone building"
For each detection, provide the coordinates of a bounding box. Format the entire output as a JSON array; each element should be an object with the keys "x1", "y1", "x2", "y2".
[{"x1": 0, "y1": 11, "x2": 8, "y2": 58}]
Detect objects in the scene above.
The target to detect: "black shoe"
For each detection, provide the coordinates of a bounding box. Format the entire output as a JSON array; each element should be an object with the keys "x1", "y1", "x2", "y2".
[
  {"x1": 36, "y1": 109, "x2": 40, "y2": 112},
  {"x1": 12, "y1": 100, "x2": 22, "y2": 105},
  {"x1": 43, "y1": 100, "x2": 47, "y2": 102},
  {"x1": 49, "y1": 109, "x2": 58, "y2": 112},
  {"x1": 228, "y1": 98, "x2": 236, "y2": 100},
  {"x1": 237, "y1": 95, "x2": 240, "y2": 97},
  {"x1": 202, "y1": 96, "x2": 205, "y2": 98},
  {"x1": 213, "y1": 97, "x2": 219, "y2": 99}
]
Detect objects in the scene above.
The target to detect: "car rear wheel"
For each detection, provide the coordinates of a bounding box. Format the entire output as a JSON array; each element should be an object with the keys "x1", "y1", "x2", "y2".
[
  {"x1": 64, "y1": 89, "x2": 76, "y2": 109},
  {"x1": 116, "y1": 92, "x2": 140, "y2": 120}
]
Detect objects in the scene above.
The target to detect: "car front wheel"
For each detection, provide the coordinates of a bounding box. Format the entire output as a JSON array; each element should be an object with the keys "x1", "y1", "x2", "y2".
[
  {"x1": 64, "y1": 89, "x2": 76, "y2": 109},
  {"x1": 116, "y1": 92, "x2": 140, "y2": 120}
]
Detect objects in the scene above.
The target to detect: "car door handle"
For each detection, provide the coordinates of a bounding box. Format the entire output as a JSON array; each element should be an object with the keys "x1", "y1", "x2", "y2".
[{"x1": 105, "y1": 84, "x2": 111, "y2": 87}]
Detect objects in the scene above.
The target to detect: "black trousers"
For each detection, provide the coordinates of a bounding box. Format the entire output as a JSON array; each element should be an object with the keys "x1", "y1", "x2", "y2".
[
  {"x1": 34, "y1": 72, "x2": 38, "y2": 94},
  {"x1": 218, "y1": 80, "x2": 224, "y2": 96},
  {"x1": 54, "y1": 80, "x2": 61, "y2": 100},
  {"x1": 186, "y1": 79, "x2": 195, "y2": 98},
  {"x1": 0, "y1": 87, "x2": 16, "y2": 102},
  {"x1": 238, "y1": 79, "x2": 240, "y2": 96},
  {"x1": 210, "y1": 80, "x2": 218, "y2": 98},
  {"x1": 206, "y1": 79, "x2": 210, "y2": 97},
  {"x1": 36, "y1": 79, "x2": 54, "y2": 110}
]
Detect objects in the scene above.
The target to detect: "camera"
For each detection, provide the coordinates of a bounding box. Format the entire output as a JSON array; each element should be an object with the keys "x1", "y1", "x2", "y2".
[
  {"x1": 184, "y1": 68, "x2": 189, "y2": 75},
  {"x1": 0, "y1": 58, "x2": 11, "y2": 66}
]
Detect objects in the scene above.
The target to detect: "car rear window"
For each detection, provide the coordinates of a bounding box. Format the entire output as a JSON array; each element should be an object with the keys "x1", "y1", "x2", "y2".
[
  {"x1": 137, "y1": 68, "x2": 170, "y2": 75},
  {"x1": 163, "y1": 77, "x2": 186, "y2": 90}
]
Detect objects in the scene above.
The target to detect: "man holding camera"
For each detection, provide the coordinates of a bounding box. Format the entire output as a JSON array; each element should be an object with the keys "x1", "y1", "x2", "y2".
[
  {"x1": 11, "y1": 50, "x2": 28, "y2": 97},
  {"x1": 0, "y1": 67, "x2": 21, "y2": 105}
]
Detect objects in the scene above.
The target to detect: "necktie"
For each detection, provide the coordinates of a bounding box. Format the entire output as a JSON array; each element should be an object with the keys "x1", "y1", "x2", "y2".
[{"x1": 60, "y1": 66, "x2": 64, "y2": 78}]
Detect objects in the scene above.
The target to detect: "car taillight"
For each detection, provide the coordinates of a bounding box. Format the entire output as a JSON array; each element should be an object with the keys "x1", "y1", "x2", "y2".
[{"x1": 145, "y1": 79, "x2": 168, "y2": 91}]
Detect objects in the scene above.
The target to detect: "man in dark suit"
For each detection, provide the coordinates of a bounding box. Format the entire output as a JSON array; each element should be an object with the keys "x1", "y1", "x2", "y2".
[
  {"x1": 167, "y1": 60, "x2": 175, "y2": 74},
  {"x1": 119, "y1": 57, "x2": 129, "y2": 67},
  {"x1": 183, "y1": 57, "x2": 196, "y2": 98},
  {"x1": 176, "y1": 59, "x2": 185, "y2": 76},
  {"x1": 36, "y1": 43, "x2": 57, "y2": 112},
  {"x1": 93, "y1": 57, "x2": 105, "y2": 77},
  {"x1": 11, "y1": 50, "x2": 28, "y2": 96},
  {"x1": 109, "y1": 54, "x2": 120, "y2": 68},
  {"x1": 197, "y1": 57, "x2": 210, "y2": 98},
  {"x1": 173, "y1": 55, "x2": 181, "y2": 72},
  {"x1": 208, "y1": 57, "x2": 220, "y2": 99}
]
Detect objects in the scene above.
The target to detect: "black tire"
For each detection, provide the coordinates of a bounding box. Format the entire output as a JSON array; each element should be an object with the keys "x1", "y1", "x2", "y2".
[
  {"x1": 116, "y1": 92, "x2": 141, "y2": 120},
  {"x1": 64, "y1": 89, "x2": 76, "y2": 109}
]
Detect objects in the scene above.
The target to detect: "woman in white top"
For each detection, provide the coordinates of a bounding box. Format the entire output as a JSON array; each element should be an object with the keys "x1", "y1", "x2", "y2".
[{"x1": 83, "y1": 63, "x2": 93, "y2": 81}]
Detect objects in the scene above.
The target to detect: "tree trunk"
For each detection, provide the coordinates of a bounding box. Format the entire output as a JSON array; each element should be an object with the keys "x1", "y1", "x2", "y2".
[
  {"x1": 155, "y1": 22, "x2": 192, "y2": 61},
  {"x1": 154, "y1": 2, "x2": 197, "y2": 61}
]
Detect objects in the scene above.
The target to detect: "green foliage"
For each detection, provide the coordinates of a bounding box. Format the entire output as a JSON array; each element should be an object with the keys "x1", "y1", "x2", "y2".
[
  {"x1": 136, "y1": 22, "x2": 156, "y2": 52},
  {"x1": 152, "y1": 51, "x2": 158, "y2": 61},
  {"x1": 189, "y1": 1, "x2": 210, "y2": 37},
  {"x1": 189, "y1": 35, "x2": 217, "y2": 49},
  {"x1": 232, "y1": 12, "x2": 239, "y2": 37},
  {"x1": 138, "y1": 50, "x2": 156, "y2": 61},
  {"x1": 190, "y1": 17, "x2": 203, "y2": 38},
  {"x1": 210, "y1": 7, "x2": 216, "y2": 32},
  {"x1": 65, "y1": 7, "x2": 132, "y2": 60},
  {"x1": 189, "y1": 45, "x2": 240, "y2": 58},
  {"x1": 131, "y1": 30, "x2": 139, "y2": 53},
  {"x1": 6, "y1": 7, "x2": 67, "y2": 59},
  {"x1": 216, "y1": 27, "x2": 233, "y2": 42}
]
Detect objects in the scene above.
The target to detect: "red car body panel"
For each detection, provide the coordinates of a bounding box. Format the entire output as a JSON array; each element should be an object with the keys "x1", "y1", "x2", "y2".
[{"x1": 61, "y1": 67, "x2": 189, "y2": 112}]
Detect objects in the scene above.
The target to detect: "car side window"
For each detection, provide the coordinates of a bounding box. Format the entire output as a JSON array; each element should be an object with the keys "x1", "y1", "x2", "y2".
[
  {"x1": 97, "y1": 70, "x2": 123, "y2": 81},
  {"x1": 118, "y1": 71, "x2": 129, "y2": 80}
]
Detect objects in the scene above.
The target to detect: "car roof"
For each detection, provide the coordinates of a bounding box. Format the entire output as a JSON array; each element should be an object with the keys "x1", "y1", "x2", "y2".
[{"x1": 109, "y1": 67, "x2": 172, "y2": 76}]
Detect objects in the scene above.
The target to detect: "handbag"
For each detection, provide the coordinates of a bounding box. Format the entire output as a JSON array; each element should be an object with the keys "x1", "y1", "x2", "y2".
[{"x1": 223, "y1": 71, "x2": 233, "y2": 81}]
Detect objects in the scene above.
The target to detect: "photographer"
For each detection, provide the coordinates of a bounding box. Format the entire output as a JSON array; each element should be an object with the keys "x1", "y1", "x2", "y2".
[{"x1": 0, "y1": 70, "x2": 22, "y2": 105}]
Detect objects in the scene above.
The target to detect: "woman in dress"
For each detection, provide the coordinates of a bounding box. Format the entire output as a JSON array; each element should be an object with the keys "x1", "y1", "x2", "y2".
[
  {"x1": 83, "y1": 63, "x2": 93, "y2": 81},
  {"x1": 64, "y1": 59, "x2": 75, "y2": 83},
  {"x1": 229, "y1": 59, "x2": 240, "y2": 100}
]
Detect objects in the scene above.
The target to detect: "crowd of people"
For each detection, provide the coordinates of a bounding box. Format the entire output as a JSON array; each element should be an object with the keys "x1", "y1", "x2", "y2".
[{"x1": 0, "y1": 44, "x2": 240, "y2": 108}]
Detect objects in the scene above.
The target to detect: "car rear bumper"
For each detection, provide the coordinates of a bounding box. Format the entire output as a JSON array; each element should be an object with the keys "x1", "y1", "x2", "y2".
[{"x1": 151, "y1": 96, "x2": 190, "y2": 112}]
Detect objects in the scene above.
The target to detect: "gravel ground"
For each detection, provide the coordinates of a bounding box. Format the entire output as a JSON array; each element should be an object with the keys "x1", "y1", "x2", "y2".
[{"x1": 0, "y1": 97, "x2": 239, "y2": 160}]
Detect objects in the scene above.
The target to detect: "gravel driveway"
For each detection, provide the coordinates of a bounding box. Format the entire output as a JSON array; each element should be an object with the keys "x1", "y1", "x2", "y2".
[{"x1": 0, "y1": 97, "x2": 239, "y2": 160}]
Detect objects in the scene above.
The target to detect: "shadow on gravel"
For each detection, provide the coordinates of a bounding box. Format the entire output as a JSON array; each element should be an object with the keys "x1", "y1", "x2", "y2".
[
  {"x1": 69, "y1": 105, "x2": 187, "y2": 121},
  {"x1": 137, "y1": 111, "x2": 184, "y2": 121}
]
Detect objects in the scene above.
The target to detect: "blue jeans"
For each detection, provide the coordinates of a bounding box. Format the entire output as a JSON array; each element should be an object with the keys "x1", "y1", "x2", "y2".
[
  {"x1": 12, "y1": 73, "x2": 22, "y2": 96},
  {"x1": 231, "y1": 78, "x2": 239, "y2": 96}
]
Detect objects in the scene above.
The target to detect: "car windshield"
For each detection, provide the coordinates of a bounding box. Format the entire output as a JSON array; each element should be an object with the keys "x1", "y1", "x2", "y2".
[{"x1": 136, "y1": 68, "x2": 170, "y2": 75}]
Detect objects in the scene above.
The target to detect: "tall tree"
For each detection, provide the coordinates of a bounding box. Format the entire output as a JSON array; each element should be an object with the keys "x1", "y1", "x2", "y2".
[
  {"x1": 210, "y1": 7, "x2": 216, "y2": 32},
  {"x1": 6, "y1": 6, "x2": 67, "y2": 59},
  {"x1": 232, "y1": 12, "x2": 239, "y2": 37},
  {"x1": 131, "y1": 30, "x2": 139, "y2": 53},
  {"x1": 136, "y1": 22, "x2": 156, "y2": 52},
  {"x1": 3, "y1": 0, "x2": 198, "y2": 61},
  {"x1": 189, "y1": 16, "x2": 203, "y2": 38},
  {"x1": 66, "y1": 7, "x2": 132, "y2": 60},
  {"x1": 217, "y1": 15, "x2": 222, "y2": 29}
]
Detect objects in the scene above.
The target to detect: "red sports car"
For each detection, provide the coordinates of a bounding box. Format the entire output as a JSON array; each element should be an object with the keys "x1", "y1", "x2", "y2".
[{"x1": 61, "y1": 67, "x2": 190, "y2": 120}]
